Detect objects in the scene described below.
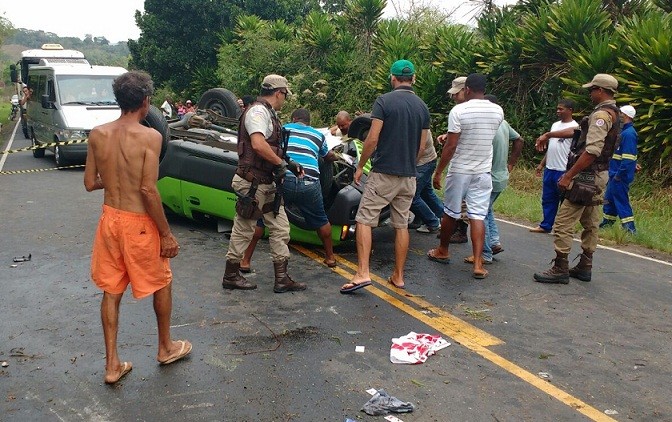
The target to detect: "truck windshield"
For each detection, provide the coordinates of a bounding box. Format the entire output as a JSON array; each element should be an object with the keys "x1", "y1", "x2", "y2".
[{"x1": 57, "y1": 75, "x2": 118, "y2": 105}]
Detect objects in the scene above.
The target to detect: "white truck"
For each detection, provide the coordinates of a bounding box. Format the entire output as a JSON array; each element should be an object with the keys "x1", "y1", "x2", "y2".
[{"x1": 11, "y1": 44, "x2": 127, "y2": 166}]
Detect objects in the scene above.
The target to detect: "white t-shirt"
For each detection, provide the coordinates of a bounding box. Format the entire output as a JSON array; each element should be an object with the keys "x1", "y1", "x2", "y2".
[
  {"x1": 545, "y1": 120, "x2": 579, "y2": 171},
  {"x1": 160, "y1": 100, "x2": 172, "y2": 118},
  {"x1": 447, "y1": 99, "x2": 504, "y2": 174}
]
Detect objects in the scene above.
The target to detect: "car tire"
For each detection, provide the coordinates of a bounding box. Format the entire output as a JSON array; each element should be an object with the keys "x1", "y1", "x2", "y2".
[
  {"x1": 318, "y1": 157, "x2": 334, "y2": 200},
  {"x1": 142, "y1": 105, "x2": 170, "y2": 161},
  {"x1": 54, "y1": 144, "x2": 68, "y2": 168},
  {"x1": 32, "y1": 132, "x2": 45, "y2": 158},
  {"x1": 198, "y1": 88, "x2": 241, "y2": 119}
]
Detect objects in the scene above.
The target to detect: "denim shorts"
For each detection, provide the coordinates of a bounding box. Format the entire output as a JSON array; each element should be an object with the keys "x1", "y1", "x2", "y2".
[{"x1": 282, "y1": 176, "x2": 329, "y2": 229}]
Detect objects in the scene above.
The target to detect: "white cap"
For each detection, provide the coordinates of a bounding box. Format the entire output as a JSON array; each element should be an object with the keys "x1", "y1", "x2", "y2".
[{"x1": 620, "y1": 105, "x2": 636, "y2": 119}]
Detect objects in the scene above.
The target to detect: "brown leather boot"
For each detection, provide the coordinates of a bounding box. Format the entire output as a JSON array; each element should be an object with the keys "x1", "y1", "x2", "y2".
[
  {"x1": 449, "y1": 220, "x2": 469, "y2": 243},
  {"x1": 222, "y1": 260, "x2": 257, "y2": 290},
  {"x1": 569, "y1": 251, "x2": 593, "y2": 282},
  {"x1": 534, "y1": 252, "x2": 569, "y2": 284},
  {"x1": 273, "y1": 259, "x2": 306, "y2": 293}
]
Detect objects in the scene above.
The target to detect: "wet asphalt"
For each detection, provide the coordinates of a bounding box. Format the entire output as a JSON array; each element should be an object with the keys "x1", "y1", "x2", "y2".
[{"x1": 2, "y1": 122, "x2": 672, "y2": 422}]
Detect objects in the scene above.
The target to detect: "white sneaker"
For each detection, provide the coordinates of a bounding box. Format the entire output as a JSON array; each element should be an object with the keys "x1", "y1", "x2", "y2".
[{"x1": 417, "y1": 224, "x2": 440, "y2": 233}]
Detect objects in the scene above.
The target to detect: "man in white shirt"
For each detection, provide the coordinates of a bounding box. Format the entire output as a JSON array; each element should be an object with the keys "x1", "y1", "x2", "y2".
[
  {"x1": 160, "y1": 96, "x2": 173, "y2": 118},
  {"x1": 531, "y1": 99, "x2": 579, "y2": 233},
  {"x1": 428, "y1": 73, "x2": 504, "y2": 279}
]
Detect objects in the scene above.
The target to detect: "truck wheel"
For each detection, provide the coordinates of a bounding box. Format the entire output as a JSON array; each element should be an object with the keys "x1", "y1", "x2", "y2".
[
  {"x1": 142, "y1": 105, "x2": 170, "y2": 161},
  {"x1": 32, "y1": 132, "x2": 45, "y2": 158},
  {"x1": 54, "y1": 144, "x2": 68, "y2": 167},
  {"x1": 198, "y1": 88, "x2": 241, "y2": 118}
]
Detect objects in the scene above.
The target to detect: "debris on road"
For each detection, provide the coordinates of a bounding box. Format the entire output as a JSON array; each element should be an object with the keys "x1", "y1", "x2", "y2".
[
  {"x1": 1, "y1": 361, "x2": 8, "y2": 367},
  {"x1": 355, "y1": 346, "x2": 365, "y2": 353},
  {"x1": 538, "y1": 372, "x2": 553, "y2": 381},
  {"x1": 361, "y1": 389, "x2": 415, "y2": 416},
  {"x1": 390, "y1": 332, "x2": 450, "y2": 364}
]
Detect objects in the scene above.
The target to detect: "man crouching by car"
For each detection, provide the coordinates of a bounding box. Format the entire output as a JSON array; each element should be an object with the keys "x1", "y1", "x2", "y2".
[{"x1": 222, "y1": 74, "x2": 306, "y2": 293}]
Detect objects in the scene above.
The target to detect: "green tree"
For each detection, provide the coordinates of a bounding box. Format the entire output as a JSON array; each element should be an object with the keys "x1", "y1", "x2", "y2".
[{"x1": 129, "y1": 0, "x2": 236, "y2": 93}]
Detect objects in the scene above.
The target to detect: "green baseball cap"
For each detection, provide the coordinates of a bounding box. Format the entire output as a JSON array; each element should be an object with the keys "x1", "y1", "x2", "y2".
[{"x1": 390, "y1": 59, "x2": 415, "y2": 76}]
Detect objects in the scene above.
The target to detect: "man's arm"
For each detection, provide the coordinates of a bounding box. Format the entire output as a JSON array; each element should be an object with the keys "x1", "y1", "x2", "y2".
[
  {"x1": 354, "y1": 118, "x2": 382, "y2": 184},
  {"x1": 433, "y1": 132, "x2": 459, "y2": 189},
  {"x1": 535, "y1": 127, "x2": 576, "y2": 151},
  {"x1": 417, "y1": 129, "x2": 428, "y2": 163},
  {"x1": 507, "y1": 136, "x2": 524, "y2": 172},
  {"x1": 140, "y1": 132, "x2": 179, "y2": 258},
  {"x1": 536, "y1": 154, "x2": 547, "y2": 177},
  {"x1": 84, "y1": 132, "x2": 104, "y2": 191},
  {"x1": 250, "y1": 132, "x2": 284, "y2": 166}
]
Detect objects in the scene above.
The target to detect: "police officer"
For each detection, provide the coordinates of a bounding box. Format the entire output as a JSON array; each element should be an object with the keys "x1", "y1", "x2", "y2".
[
  {"x1": 222, "y1": 74, "x2": 306, "y2": 293},
  {"x1": 533, "y1": 74, "x2": 621, "y2": 284}
]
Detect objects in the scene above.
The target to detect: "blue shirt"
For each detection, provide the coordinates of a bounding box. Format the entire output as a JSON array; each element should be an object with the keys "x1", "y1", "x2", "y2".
[
  {"x1": 284, "y1": 122, "x2": 328, "y2": 180},
  {"x1": 609, "y1": 122, "x2": 637, "y2": 183}
]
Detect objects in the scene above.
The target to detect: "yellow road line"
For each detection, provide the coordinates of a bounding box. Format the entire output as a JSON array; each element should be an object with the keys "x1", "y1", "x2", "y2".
[{"x1": 291, "y1": 244, "x2": 616, "y2": 422}]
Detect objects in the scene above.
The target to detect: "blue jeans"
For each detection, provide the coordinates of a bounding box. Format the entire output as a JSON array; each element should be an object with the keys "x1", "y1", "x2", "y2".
[
  {"x1": 482, "y1": 190, "x2": 502, "y2": 261},
  {"x1": 282, "y1": 175, "x2": 329, "y2": 229},
  {"x1": 410, "y1": 161, "x2": 443, "y2": 228},
  {"x1": 540, "y1": 168, "x2": 565, "y2": 232}
]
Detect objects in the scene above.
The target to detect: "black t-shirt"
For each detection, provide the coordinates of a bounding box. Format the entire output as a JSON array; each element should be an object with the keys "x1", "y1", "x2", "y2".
[{"x1": 370, "y1": 86, "x2": 430, "y2": 177}]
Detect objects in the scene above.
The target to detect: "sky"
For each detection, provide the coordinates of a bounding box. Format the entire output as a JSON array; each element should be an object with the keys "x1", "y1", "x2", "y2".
[{"x1": 1, "y1": 0, "x2": 517, "y2": 44}]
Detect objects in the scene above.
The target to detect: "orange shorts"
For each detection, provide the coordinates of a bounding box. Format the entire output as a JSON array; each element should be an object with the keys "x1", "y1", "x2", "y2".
[{"x1": 91, "y1": 205, "x2": 172, "y2": 299}]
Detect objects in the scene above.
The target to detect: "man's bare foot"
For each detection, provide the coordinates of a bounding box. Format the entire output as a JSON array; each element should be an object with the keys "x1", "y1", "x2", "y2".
[
  {"x1": 105, "y1": 361, "x2": 132, "y2": 384},
  {"x1": 157, "y1": 340, "x2": 193, "y2": 365}
]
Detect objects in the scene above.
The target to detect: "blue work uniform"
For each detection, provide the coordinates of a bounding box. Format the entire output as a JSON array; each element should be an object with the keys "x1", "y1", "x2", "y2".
[{"x1": 601, "y1": 122, "x2": 637, "y2": 233}]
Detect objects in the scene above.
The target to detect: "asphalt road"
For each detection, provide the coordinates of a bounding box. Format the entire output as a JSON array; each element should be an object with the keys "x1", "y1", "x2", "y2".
[{"x1": 2, "y1": 121, "x2": 672, "y2": 422}]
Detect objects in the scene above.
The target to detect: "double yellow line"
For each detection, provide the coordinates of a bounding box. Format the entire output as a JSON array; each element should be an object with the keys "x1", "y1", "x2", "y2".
[{"x1": 291, "y1": 244, "x2": 616, "y2": 422}]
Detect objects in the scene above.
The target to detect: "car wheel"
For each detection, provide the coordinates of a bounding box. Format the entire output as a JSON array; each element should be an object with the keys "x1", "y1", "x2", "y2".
[
  {"x1": 198, "y1": 88, "x2": 241, "y2": 119},
  {"x1": 32, "y1": 132, "x2": 45, "y2": 158},
  {"x1": 142, "y1": 105, "x2": 170, "y2": 161},
  {"x1": 54, "y1": 144, "x2": 68, "y2": 167},
  {"x1": 318, "y1": 157, "x2": 334, "y2": 200}
]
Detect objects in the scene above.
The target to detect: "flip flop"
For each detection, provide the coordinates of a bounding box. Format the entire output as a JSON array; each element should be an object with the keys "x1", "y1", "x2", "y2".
[
  {"x1": 472, "y1": 269, "x2": 489, "y2": 279},
  {"x1": 387, "y1": 277, "x2": 405, "y2": 289},
  {"x1": 463, "y1": 256, "x2": 493, "y2": 265},
  {"x1": 239, "y1": 266, "x2": 252, "y2": 274},
  {"x1": 427, "y1": 249, "x2": 450, "y2": 264},
  {"x1": 323, "y1": 259, "x2": 337, "y2": 268},
  {"x1": 105, "y1": 361, "x2": 132, "y2": 384},
  {"x1": 340, "y1": 280, "x2": 372, "y2": 294},
  {"x1": 159, "y1": 340, "x2": 193, "y2": 365}
]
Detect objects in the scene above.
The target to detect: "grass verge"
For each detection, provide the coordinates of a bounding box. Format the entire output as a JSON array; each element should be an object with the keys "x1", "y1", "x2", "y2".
[{"x1": 495, "y1": 166, "x2": 672, "y2": 255}]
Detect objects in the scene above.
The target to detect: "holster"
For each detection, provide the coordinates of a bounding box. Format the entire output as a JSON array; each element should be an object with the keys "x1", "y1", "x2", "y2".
[
  {"x1": 566, "y1": 172, "x2": 601, "y2": 206},
  {"x1": 235, "y1": 179, "x2": 263, "y2": 220}
]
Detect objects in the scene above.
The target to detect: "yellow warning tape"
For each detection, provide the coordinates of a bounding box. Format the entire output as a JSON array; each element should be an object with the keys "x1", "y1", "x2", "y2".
[
  {"x1": 0, "y1": 164, "x2": 85, "y2": 175},
  {"x1": 0, "y1": 139, "x2": 88, "y2": 155}
]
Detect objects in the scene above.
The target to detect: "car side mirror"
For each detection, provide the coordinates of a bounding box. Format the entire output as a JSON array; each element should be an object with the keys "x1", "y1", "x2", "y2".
[{"x1": 10, "y1": 65, "x2": 18, "y2": 83}]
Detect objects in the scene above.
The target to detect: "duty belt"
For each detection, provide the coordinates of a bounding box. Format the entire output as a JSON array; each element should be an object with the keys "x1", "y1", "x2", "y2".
[{"x1": 236, "y1": 167, "x2": 273, "y2": 185}]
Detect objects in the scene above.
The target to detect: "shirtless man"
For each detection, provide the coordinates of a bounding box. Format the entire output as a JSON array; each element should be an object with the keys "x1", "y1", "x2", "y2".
[{"x1": 84, "y1": 71, "x2": 191, "y2": 385}]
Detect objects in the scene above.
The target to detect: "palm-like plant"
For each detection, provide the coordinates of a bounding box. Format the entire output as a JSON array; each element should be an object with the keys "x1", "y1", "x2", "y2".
[
  {"x1": 269, "y1": 20, "x2": 294, "y2": 42},
  {"x1": 617, "y1": 13, "x2": 672, "y2": 166},
  {"x1": 300, "y1": 12, "x2": 337, "y2": 64},
  {"x1": 345, "y1": 0, "x2": 386, "y2": 54}
]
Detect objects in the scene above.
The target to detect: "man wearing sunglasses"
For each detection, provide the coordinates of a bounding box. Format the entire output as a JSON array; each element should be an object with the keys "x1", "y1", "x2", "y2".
[
  {"x1": 223, "y1": 74, "x2": 305, "y2": 293},
  {"x1": 533, "y1": 74, "x2": 620, "y2": 284}
]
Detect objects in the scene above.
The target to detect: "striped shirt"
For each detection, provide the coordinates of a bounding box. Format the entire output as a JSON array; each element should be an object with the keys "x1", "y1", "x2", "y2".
[
  {"x1": 447, "y1": 99, "x2": 504, "y2": 174},
  {"x1": 284, "y1": 122, "x2": 328, "y2": 180}
]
